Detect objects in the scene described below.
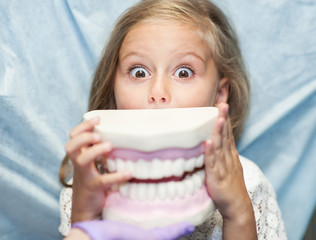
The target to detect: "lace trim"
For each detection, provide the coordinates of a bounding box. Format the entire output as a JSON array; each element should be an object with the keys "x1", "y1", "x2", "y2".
[
  {"x1": 58, "y1": 187, "x2": 72, "y2": 236},
  {"x1": 59, "y1": 156, "x2": 287, "y2": 239}
]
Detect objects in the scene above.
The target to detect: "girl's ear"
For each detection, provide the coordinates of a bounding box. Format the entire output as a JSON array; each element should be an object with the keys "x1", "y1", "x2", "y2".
[{"x1": 214, "y1": 77, "x2": 229, "y2": 106}]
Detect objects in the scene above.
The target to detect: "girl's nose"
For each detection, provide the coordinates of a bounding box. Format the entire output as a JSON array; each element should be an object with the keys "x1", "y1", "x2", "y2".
[
  {"x1": 148, "y1": 77, "x2": 170, "y2": 105},
  {"x1": 149, "y1": 96, "x2": 167, "y2": 103}
]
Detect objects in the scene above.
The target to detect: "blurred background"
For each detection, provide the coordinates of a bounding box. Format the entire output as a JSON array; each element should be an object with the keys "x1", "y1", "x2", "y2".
[{"x1": 0, "y1": 0, "x2": 315, "y2": 239}]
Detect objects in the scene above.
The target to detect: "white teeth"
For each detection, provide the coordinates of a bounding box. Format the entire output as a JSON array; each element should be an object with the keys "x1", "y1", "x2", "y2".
[
  {"x1": 107, "y1": 159, "x2": 116, "y2": 172},
  {"x1": 166, "y1": 181, "x2": 176, "y2": 200},
  {"x1": 119, "y1": 183, "x2": 129, "y2": 197},
  {"x1": 116, "y1": 158, "x2": 125, "y2": 172},
  {"x1": 176, "y1": 181, "x2": 185, "y2": 198},
  {"x1": 162, "y1": 159, "x2": 173, "y2": 178},
  {"x1": 135, "y1": 159, "x2": 148, "y2": 179},
  {"x1": 118, "y1": 170, "x2": 205, "y2": 201},
  {"x1": 196, "y1": 154, "x2": 204, "y2": 168},
  {"x1": 173, "y1": 158, "x2": 185, "y2": 177},
  {"x1": 192, "y1": 172, "x2": 203, "y2": 189},
  {"x1": 184, "y1": 157, "x2": 196, "y2": 172},
  {"x1": 125, "y1": 160, "x2": 136, "y2": 175},
  {"x1": 157, "y1": 183, "x2": 167, "y2": 200},
  {"x1": 184, "y1": 178, "x2": 195, "y2": 195},
  {"x1": 147, "y1": 184, "x2": 156, "y2": 201},
  {"x1": 197, "y1": 169, "x2": 206, "y2": 180},
  {"x1": 107, "y1": 154, "x2": 204, "y2": 179},
  {"x1": 129, "y1": 183, "x2": 138, "y2": 200},
  {"x1": 149, "y1": 158, "x2": 162, "y2": 179},
  {"x1": 137, "y1": 183, "x2": 147, "y2": 201},
  {"x1": 107, "y1": 155, "x2": 206, "y2": 201}
]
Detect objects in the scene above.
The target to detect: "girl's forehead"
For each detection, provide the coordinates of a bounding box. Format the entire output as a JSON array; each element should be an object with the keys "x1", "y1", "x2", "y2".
[
  {"x1": 118, "y1": 21, "x2": 214, "y2": 64},
  {"x1": 122, "y1": 20, "x2": 210, "y2": 48},
  {"x1": 131, "y1": 19, "x2": 200, "y2": 33}
]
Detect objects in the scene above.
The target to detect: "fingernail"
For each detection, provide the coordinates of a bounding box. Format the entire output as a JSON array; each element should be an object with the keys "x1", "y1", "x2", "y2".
[
  {"x1": 123, "y1": 171, "x2": 132, "y2": 179},
  {"x1": 91, "y1": 116, "x2": 99, "y2": 123},
  {"x1": 205, "y1": 140, "x2": 213, "y2": 151},
  {"x1": 218, "y1": 118, "x2": 225, "y2": 129},
  {"x1": 224, "y1": 104, "x2": 229, "y2": 114},
  {"x1": 93, "y1": 133, "x2": 101, "y2": 141},
  {"x1": 102, "y1": 142, "x2": 112, "y2": 151}
]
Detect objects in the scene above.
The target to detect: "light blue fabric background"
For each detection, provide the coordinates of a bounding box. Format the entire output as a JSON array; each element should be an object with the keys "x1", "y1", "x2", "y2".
[{"x1": 0, "y1": 0, "x2": 315, "y2": 239}]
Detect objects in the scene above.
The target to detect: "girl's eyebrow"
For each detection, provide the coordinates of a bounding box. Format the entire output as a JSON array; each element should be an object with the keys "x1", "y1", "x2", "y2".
[
  {"x1": 120, "y1": 51, "x2": 143, "y2": 62},
  {"x1": 174, "y1": 51, "x2": 207, "y2": 64},
  {"x1": 120, "y1": 51, "x2": 207, "y2": 64}
]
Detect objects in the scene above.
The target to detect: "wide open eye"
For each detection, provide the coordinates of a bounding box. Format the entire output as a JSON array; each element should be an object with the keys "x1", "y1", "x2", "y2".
[
  {"x1": 174, "y1": 67, "x2": 194, "y2": 79},
  {"x1": 130, "y1": 66, "x2": 150, "y2": 78}
]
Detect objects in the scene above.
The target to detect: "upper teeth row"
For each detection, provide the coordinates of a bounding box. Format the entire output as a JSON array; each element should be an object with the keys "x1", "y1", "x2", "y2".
[{"x1": 107, "y1": 154, "x2": 204, "y2": 179}]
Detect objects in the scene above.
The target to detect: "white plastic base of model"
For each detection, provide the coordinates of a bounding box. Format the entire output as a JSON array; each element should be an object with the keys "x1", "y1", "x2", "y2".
[
  {"x1": 102, "y1": 185, "x2": 216, "y2": 229},
  {"x1": 84, "y1": 107, "x2": 218, "y2": 152},
  {"x1": 103, "y1": 195, "x2": 215, "y2": 229}
]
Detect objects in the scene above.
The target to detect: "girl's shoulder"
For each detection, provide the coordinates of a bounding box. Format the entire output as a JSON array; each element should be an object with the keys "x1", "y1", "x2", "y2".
[
  {"x1": 239, "y1": 155, "x2": 274, "y2": 194},
  {"x1": 239, "y1": 155, "x2": 287, "y2": 239}
]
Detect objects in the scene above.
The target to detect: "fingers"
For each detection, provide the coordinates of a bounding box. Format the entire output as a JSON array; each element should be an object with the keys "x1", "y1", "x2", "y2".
[
  {"x1": 205, "y1": 103, "x2": 232, "y2": 172},
  {"x1": 66, "y1": 132, "x2": 101, "y2": 160},
  {"x1": 75, "y1": 142, "x2": 113, "y2": 168},
  {"x1": 212, "y1": 103, "x2": 229, "y2": 148},
  {"x1": 70, "y1": 117, "x2": 100, "y2": 138},
  {"x1": 93, "y1": 171, "x2": 132, "y2": 190},
  {"x1": 65, "y1": 117, "x2": 101, "y2": 161},
  {"x1": 208, "y1": 103, "x2": 229, "y2": 153},
  {"x1": 205, "y1": 140, "x2": 215, "y2": 168},
  {"x1": 218, "y1": 102, "x2": 229, "y2": 120}
]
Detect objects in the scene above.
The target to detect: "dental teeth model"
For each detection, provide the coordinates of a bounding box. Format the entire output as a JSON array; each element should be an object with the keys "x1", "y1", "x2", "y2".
[{"x1": 83, "y1": 107, "x2": 218, "y2": 229}]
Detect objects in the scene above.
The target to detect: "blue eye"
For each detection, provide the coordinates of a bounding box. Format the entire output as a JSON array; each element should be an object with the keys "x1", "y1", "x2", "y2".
[
  {"x1": 174, "y1": 67, "x2": 194, "y2": 78},
  {"x1": 130, "y1": 66, "x2": 150, "y2": 78}
]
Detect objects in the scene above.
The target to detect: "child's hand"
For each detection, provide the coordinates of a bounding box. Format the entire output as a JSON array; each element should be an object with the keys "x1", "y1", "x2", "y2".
[
  {"x1": 204, "y1": 103, "x2": 256, "y2": 238},
  {"x1": 65, "y1": 117, "x2": 131, "y2": 223}
]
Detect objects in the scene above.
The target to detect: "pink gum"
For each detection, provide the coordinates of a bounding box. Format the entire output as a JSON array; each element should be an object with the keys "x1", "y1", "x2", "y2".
[
  {"x1": 104, "y1": 185, "x2": 212, "y2": 219},
  {"x1": 108, "y1": 142, "x2": 205, "y2": 161}
]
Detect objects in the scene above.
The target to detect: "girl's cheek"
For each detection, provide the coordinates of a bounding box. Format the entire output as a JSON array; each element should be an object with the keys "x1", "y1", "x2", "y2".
[{"x1": 116, "y1": 95, "x2": 146, "y2": 110}]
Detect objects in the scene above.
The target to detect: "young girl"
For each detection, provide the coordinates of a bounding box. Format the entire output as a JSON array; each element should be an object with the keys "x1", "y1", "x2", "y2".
[{"x1": 59, "y1": 0, "x2": 287, "y2": 239}]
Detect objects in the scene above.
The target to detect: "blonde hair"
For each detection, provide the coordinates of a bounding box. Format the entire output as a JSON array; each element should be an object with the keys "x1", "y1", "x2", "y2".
[{"x1": 60, "y1": 0, "x2": 250, "y2": 187}]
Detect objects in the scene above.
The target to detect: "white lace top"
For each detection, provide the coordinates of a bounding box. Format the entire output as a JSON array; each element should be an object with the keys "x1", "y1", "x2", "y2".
[{"x1": 59, "y1": 156, "x2": 287, "y2": 239}]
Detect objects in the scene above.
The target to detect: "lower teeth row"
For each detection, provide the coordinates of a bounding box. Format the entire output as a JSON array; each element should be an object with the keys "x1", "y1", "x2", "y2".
[{"x1": 117, "y1": 169, "x2": 205, "y2": 201}]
